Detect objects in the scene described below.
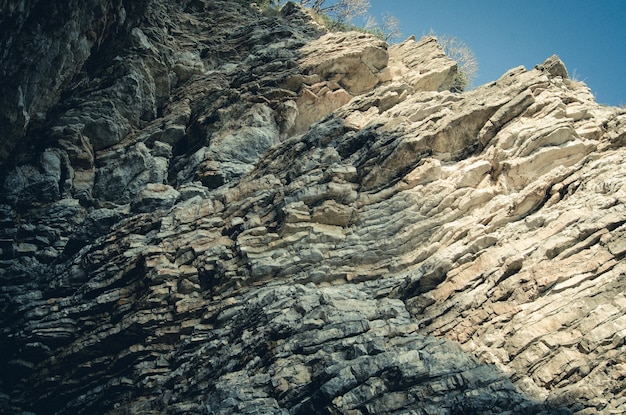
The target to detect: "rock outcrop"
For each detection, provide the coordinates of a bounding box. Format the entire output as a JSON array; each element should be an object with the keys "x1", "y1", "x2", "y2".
[{"x1": 1, "y1": 1, "x2": 625, "y2": 414}]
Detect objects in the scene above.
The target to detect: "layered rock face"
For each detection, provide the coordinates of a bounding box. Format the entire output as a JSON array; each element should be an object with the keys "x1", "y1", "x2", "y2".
[{"x1": 1, "y1": 1, "x2": 626, "y2": 414}]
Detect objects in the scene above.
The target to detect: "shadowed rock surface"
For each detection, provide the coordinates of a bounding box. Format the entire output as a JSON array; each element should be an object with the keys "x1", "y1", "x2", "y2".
[{"x1": 1, "y1": 1, "x2": 625, "y2": 414}]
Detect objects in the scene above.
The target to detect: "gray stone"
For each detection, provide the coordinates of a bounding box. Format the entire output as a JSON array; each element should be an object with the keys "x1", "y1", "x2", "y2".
[
  {"x1": 93, "y1": 143, "x2": 169, "y2": 203},
  {"x1": 131, "y1": 183, "x2": 180, "y2": 213},
  {"x1": 0, "y1": 1, "x2": 624, "y2": 414}
]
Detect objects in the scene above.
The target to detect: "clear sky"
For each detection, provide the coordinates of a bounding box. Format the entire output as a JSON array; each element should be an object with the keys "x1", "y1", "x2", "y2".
[{"x1": 364, "y1": 0, "x2": 626, "y2": 106}]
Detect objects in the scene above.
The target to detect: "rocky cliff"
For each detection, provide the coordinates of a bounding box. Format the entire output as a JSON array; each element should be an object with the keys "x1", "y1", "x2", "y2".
[{"x1": 1, "y1": 1, "x2": 626, "y2": 414}]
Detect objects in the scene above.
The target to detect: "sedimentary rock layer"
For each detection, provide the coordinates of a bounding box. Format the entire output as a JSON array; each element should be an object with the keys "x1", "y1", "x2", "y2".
[{"x1": 1, "y1": 1, "x2": 625, "y2": 414}]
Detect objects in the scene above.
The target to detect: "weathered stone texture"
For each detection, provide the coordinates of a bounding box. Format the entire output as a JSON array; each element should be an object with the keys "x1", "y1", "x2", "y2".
[{"x1": 1, "y1": 1, "x2": 626, "y2": 414}]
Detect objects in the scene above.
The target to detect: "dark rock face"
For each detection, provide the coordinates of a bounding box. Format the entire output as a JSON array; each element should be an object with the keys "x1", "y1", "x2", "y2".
[
  {"x1": 0, "y1": 0, "x2": 149, "y2": 159},
  {"x1": 1, "y1": 1, "x2": 625, "y2": 414}
]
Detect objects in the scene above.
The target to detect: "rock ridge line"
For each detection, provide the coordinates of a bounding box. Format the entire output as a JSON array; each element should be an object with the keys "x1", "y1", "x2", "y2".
[{"x1": 1, "y1": 1, "x2": 625, "y2": 414}]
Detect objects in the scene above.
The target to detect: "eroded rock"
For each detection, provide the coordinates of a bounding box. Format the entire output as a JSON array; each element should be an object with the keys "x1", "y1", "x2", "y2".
[{"x1": 1, "y1": 1, "x2": 625, "y2": 414}]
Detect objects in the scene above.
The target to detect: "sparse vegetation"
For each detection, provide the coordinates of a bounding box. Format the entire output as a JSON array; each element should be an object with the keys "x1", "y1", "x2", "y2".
[
  {"x1": 254, "y1": 0, "x2": 400, "y2": 42},
  {"x1": 248, "y1": 0, "x2": 281, "y2": 14},
  {"x1": 300, "y1": 0, "x2": 370, "y2": 25},
  {"x1": 252, "y1": 1, "x2": 477, "y2": 91},
  {"x1": 364, "y1": 13, "x2": 402, "y2": 42},
  {"x1": 430, "y1": 31, "x2": 478, "y2": 91},
  {"x1": 300, "y1": 0, "x2": 403, "y2": 42}
]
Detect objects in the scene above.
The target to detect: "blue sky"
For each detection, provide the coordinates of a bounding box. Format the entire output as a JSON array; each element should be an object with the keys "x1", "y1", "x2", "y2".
[{"x1": 363, "y1": 0, "x2": 626, "y2": 106}]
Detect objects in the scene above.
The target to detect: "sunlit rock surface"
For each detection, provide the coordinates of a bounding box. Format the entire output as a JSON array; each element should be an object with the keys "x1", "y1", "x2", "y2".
[{"x1": 1, "y1": 1, "x2": 625, "y2": 414}]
